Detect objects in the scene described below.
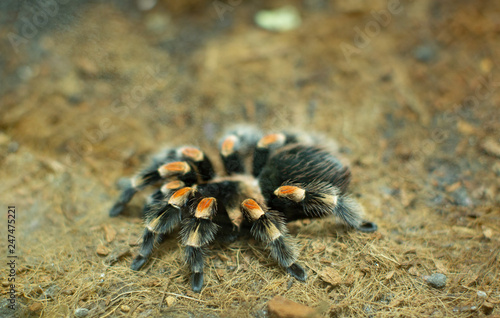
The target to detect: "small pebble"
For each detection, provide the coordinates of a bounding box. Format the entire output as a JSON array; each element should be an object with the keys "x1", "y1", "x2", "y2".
[
  {"x1": 255, "y1": 6, "x2": 301, "y2": 32},
  {"x1": 121, "y1": 305, "x2": 130, "y2": 312},
  {"x1": 481, "y1": 138, "x2": 500, "y2": 158},
  {"x1": 165, "y1": 296, "x2": 176, "y2": 307},
  {"x1": 424, "y1": 273, "x2": 447, "y2": 288},
  {"x1": 413, "y1": 45, "x2": 436, "y2": 62},
  {"x1": 17, "y1": 65, "x2": 36, "y2": 81},
  {"x1": 75, "y1": 308, "x2": 89, "y2": 317},
  {"x1": 29, "y1": 303, "x2": 43, "y2": 312},
  {"x1": 477, "y1": 290, "x2": 487, "y2": 298},
  {"x1": 7, "y1": 142, "x2": 19, "y2": 153},
  {"x1": 137, "y1": 0, "x2": 157, "y2": 11}
]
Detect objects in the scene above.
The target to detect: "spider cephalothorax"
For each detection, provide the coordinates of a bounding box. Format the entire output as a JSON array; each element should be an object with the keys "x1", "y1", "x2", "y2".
[{"x1": 109, "y1": 127, "x2": 377, "y2": 292}]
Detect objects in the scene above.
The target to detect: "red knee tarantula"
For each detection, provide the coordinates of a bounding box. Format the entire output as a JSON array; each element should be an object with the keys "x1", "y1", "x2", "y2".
[{"x1": 109, "y1": 126, "x2": 377, "y2": 292}]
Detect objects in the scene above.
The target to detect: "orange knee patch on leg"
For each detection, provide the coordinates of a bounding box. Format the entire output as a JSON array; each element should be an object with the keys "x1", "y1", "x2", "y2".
[
  {"x1": 221, "y1": 135, "x2": 237, "y2": 157},
  {"x1": 274, "y1": 185, "x2": 306, "y2": 202},
  {"x1": 257, "y1": 133, "x2": 286, "y2": 148},
  {"x1": 241, "y1": 199, "x2": 265, "y2": 221}
]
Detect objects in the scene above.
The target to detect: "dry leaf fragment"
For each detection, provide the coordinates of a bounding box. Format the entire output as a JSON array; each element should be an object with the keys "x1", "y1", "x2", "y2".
[
  {"x1": 103, "y1": 224, "x2": 117, "y2": 243},
  {"x1": 481, "y1": 138, "x2": 500, "y2": 158},
  {"x1": 96, "y1": 244, "x2": 110, "y2": 256},
  {"x1": 385, "y1": 270, "x2": 395, "y2": 280},
  {"x1": 268, "y1": 295, "x2": 318, "y2": 318},
  {"x1": 482, "y1": 227, "x2": 494, "y2": 239},
  {"x1": 166, "y1": 296, "x2": 176, "y2": 307},
  {"x1": 319, "y1": 267, "x2": 342, "y2": 286},
  {"x1": 408, "y1": 266, "x2": 420, "y2": 276}
]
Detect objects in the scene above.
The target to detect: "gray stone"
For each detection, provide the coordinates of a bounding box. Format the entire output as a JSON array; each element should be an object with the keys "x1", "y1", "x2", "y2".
[
  {"x1": 75, "y1": 308, "x2": 89, "y2": 317},
  {"x1": 413, "y1": 45, "x2": 436, "y2": 62},
  {"x1": 425, "y1": 273, "x2": 447, "y2": 288}
]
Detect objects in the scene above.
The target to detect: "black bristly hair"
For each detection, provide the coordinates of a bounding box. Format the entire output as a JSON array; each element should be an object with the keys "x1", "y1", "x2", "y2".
[{"x1": 108, "y1": 126, "x2": 377, "y2": 292}]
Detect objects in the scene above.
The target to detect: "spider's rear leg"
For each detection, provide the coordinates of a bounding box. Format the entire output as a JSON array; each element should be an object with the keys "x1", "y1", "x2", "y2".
[
  {"x1": 274, "y1": 183, "x2": 377, "y2": 232},
  {"x1": 252, "y1": 133, "x2": 299, "y2": 177},
  {"x1": 220, "y1": 135, "x2": 246, "y2": 174},
  {"x1": 130, "y1": 186, "x2": 197, "y2": 271},
  {"x1": 181, "y1": 197, "x2": 219, "y2": 293},
  {"x1": 241, "y1": 199, "x2": 306, "y2": 281},
  {"x1": 179, "y1": 146, "x2": 215, "y2": 181},
  {"x1": 219, "y1": 127, "x2": 261, "y2": 175}
]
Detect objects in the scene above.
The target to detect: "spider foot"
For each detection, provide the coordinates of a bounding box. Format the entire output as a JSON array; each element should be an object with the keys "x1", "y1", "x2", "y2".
[
  {"x1": 191, "y1": 272, "x2": 204, "y2": 293},
  {"x1": 109, "y1": 187, "x2": 137, "y2": 217},
  {"x1": 286, "y1": 263, "x2": 307, "y2": 281},
  {"x1": 131, "y1": 255, "x2": 148, "y2": 271},
  {"x1": 357, "y1": 220, "x2": 377, "y2": 233},
  {"x1": 109, "y1": 202, "x2": 125, "y2": 217}
]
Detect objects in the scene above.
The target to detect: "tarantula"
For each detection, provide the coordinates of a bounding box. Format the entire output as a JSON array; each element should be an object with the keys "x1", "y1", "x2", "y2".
[{"x1": 108, "y1": 127, "x2": 377, "y2": 292}]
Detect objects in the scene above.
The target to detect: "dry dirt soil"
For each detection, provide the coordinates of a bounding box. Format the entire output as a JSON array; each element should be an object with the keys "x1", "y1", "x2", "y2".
[{"x1": 0, "y1": 0, "x2": 499, "y2": 317}]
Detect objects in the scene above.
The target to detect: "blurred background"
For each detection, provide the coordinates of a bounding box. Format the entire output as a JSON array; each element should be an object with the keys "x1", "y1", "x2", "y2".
[{"x1": 0, "y1": 1, "x2": 499, "y2": 317}]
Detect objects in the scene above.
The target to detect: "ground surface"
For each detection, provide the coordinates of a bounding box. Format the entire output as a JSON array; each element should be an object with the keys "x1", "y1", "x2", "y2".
[{"x1": 0, "y1": 0, "x2": 499, "y2": 317}]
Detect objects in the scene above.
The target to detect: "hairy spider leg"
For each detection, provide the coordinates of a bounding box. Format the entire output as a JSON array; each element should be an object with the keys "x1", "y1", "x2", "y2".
[
  {"x1": 219, "y1": 126, "x2": 261, "y2": 175},
  {"x1": 130, "y1": 187, "x2": 197, "y2": 271},
  {"x1": 180, "y1": 197, "x2": 219, "y2": 293},
  {"x1": 273, "y1": 182, "x2": 376, "y2": 232},
  {"x1": 258, "y1": 144, "x2": 352, "y2": 197},
  {"x1": 240, "y1": 199, "x2": 306, "y2": 281},
  {"x1": 252, "y1": 132, "x2": 299, "y2": 177},
  {"x1": 260, "y1": 144, "x2": 377, "y2": 232},
  {"x1": 108, "y1": 148, "x2": 182, "y2": 217},
  {"x1": 220, "y1": 135, "x2": 245, "y2": 174},
  {"x1": 142, "y1": 180, "x2": 185, "y2": 215},
  {"x1": 109, "y1": 160, "x2": 197, "y2": 217},
  {"x1": 178, "y1": 146, "x2": 216, "y2": 182}
]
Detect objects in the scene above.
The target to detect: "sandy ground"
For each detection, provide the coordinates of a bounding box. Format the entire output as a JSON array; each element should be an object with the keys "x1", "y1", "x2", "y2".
[{"x1": 0, "y1": 0, "x2": 499, "y2": 317}]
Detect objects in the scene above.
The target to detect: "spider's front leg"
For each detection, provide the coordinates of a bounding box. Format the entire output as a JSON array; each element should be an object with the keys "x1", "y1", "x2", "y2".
[
  {"x1": 130, "y1": 186, "x2": 196, "y2": 270},
  {"x1": 109, "y1": 160, "x2": 196, "y2": 217},
  {"x1": 110, "y1": 145, "x2": 214, "y2": 217},
  {"x1": 141, "y1": 180, "x2": 185, "y2": 215},
  {"x1": 240, "y1": 199, "x2": 306, "y2": 281},
  {"x1": 180, "y1": 197, "x2": 219, "y2": 293}
]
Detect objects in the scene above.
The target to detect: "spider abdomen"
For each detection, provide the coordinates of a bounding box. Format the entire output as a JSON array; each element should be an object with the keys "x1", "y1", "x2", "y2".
[{"x1": 258, "y1": 144, "x2": 350, "y2": 200}]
